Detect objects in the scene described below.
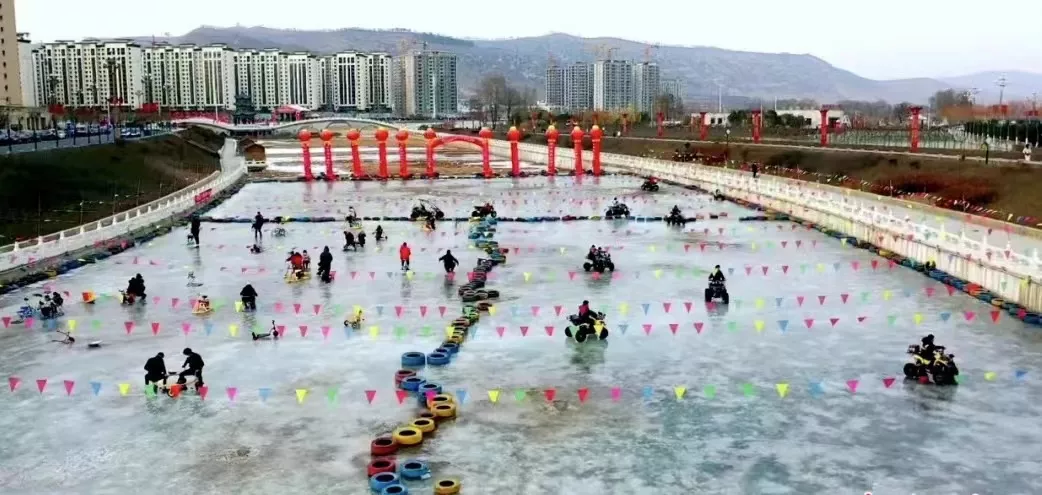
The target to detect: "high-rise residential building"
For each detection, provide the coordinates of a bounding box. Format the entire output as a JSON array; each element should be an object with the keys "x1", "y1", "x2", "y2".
[
  {"x1": 234, "y1": 49, "x2": 282, "y2": 110},
  {"x1": 545, "y1": 64, "x2": 566, "y2": 108},
  {"x1": 565, "y1": 62, "x2": 593, "y2": 111},
  {"x1": 660, "y1": 78, "x2": 683, "y2": 102},
  {"x1": 365, "y1": 53, "x2": 392, "y2": 112},
  {"x1": 0, "y1": 2, "x2": 23, "y2": 106},
  {"x1": 141, "y1": 43, "x2": 235, "y2": 110},
  {"x1": 632, "y1": 62, "x2": 660, "y2": 114},
  {"x1": 32, "y1": 39, "x2": 145, "y2": 109},
  {"x1": 592, "y1": 59, "x2": 632, "y2": 112},
  {"x1": 392, "y1": 50, "x2": 457, "y2": 118},
  {"x1": 17, "y1": 33, "x2": 36, "y2": 107},
  {"x1": 279, "y1": 52, "x2": 322, "y2": 109},
  {"x1": 327, "y1": 52, "x2": 367, "y2": 111}
]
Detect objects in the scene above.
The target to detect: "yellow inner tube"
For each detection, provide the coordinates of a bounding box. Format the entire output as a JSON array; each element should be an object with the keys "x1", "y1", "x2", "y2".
[
  {"x1": 410, "y1": 418, "x2": 436, "y2": 433},
  {"x1": 446, "y1": 335, "x2": 463, "y2": 345},
  {"x1": 427, "y1": 394, "x2": 455, "y2": 409},
  {"x1": 991, "y1": 298, "x2": 1004, "y2": 307},
  {"x1": 432, "y1": 403, "x2": 457, "y2": 418},
  {"x1": 392, "y1": 426, "x2": 423, "y2": 446},
  {"x1": 434, "y1": 478, "x2": 462, "y2": 495}
]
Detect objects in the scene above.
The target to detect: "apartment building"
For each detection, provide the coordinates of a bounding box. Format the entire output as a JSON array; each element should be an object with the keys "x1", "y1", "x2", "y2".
[
  {"x1": 279, "y1": 52, "x2": 322, "y2": 110},
  {"x1": 0, "y1": 1, "x2": 22, "y2": 106},
  {"x1": 565, "y1": 62, "x2": 593, "y2": 111},
  {"x1": 32, "y1": 39, "x2": 145, "y2": 108},
  {"x1": 660, "y1": 78, "x2": 683, "y2": 102},
  {"x1": 545, "y1": 64, "x2": 565, "y2": 109},
  {"x1": 392, "y1": 50, "x2": 458, "y2": 118},
  {"x1": 632, "y1": 62, "x2": 660, "y2": 114},
  {"x1": 592, "y1": 59, "x2": 632, "y2": 112}
]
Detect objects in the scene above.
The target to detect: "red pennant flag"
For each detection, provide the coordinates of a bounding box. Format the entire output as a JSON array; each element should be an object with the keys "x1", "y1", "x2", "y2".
[
  {"x1": 520, "y1": 326, "x2": 529, "y2": 336},
  {"x1": 147, "y1": 322, "x2": 159, "y2": 335},
  {"x1": 871, "y1": 260, "x2": 879, "y2": 270},
  {"x1": 420, "y1": 306, "x2": 428, "y2": 317},
  {"x1": 496, "y1": 326, "x2": 506, "y2": 338},
  {"x1": 293, "y1": 303, "x2": 302, "y2": 314},
  {"x1": 662, "y1": 302, "x2": 672, "y2": 313},
  {"x1": 857, "y1": 316, "x2": 867, "y2": 323},
  {"x1": 781, "y1": 241, "x2": 788, "y2": 248},
  {"x1": 990, "y1": 310, "x2": 1001, "y2": 323},
  {"x1": 124, "y1": 321, "x2": 134, "y2": 334},
  {"x1": 888, "y1": 260, "x2": 896, "y2": 269},
  {"x1": 532, "y1": 306, "x2": 540, "y2": 316},
  {"x1": 365, "y1": 390, "x2": 377, "y2": 404},
  {"x1": 744, "y1": 266, "x2": 752, "y2": 275},
  {"x1": 8, "y1": 376, "x2": 20, "y2": 391},
  {"x1": 669, "y1": 323, "x2": 679, "y2": 335},
  {"x1": 795, "y1": 240, "x2": 802, "y2": 248},
  {"x1": 699, "y1": 244, "x2": 707, "y2": 252},
  {"x1": 395, "y1": 306, "x2": 404, "y2": 317},
  {"x1": 882, "y1": 377, "x2": 896, "y2": 388},
  {"x1": 274, "y1": 302, "x2": 284, "y2": 313},
  {"x1": 568, "y1": 271, "x2": 577, "y2": 280},
  {"x1": 761, "y1": 266, "x2": 769, "y2": 275},
  {"x1": 198, "y1": 385, "x2": 209, "y2": 400},
  {"x1": 924, "y1": 288, "x2": 935, "y2": 297},
  {"x1": 964, "y1": 311, "x2": 976, "y2": 321},
  {"x1": 694, "y1": 322, "x2": 704, "y2": 334},
  {"x1": 643, "y1": 324, "x2": 652, "y2": 335},
  {"x1": 818, "y1": 295, "x2": 826, "y2": 305},
  {"x1": 313, "y1": 304, "x2": 322, "y2": 315},
  {"x1": 64, "y1": 380, "x2": 75, "y2": 395},
  {"x1": 369, "y1": 272, "x2": 376, "y2": 280},
  {"x1": 829, "y1": 318, "x2": 839, "y2": 327},
  {"x1": 718, "y1": 228, "x2": 724, "y2": 235},
  {"x1": 36, "y1": 378, "x2": 47, "y2": 393},
  {"x1": 1, "y1": 316, "x2": 9, "y2": 328},
  {"x1": 946, "y1": 286, "x2": 955, "y2": 296},
  {"x1": 181, "y1": 323, "x2": 191, "y2": 335},
  {"x1": 544, "y1": 389, "x2": 557, "y2": 401},
  {"x1": 299, "y1": 325, "x2": 309, "y2": 337},
  {"x1": 545, "y1": 326, "x2": 555, "y2": 336},
  {"x1": 684, "y1": 302, "x2": 693, "y2": 313},
  {"x1": 796, "y1": 296, "x2": 805, "y2": 307},
  {"x1": 781, "y1": 265, "x2": 789, "y2": 274},
  {"x1": 850, "y1": 261, "x2": 860, "y2": 271},
  {"x1": 553, "y1": 305, "x2": 563, "y2": 316},
  {"x1": 438, "y1": 306, "x2": 447, "y2": 317},
  {"x1": 275, "y1": 325, "x2": 285, "y2": 336},
  {"x1": 846, "y1": 379, "x2": 859, "y2": 393},
  {"x1": 838, "y1": 293, "x2": 849, "y2": 304},
  {"x1": 684, "y1": 244, "x2": 691, "y2": 252},
  {"x1": 804, "y1": 318, "x2": 814, "y2": 328},
  {"x1": 395, "y1": 390, "x2": 409, "y2": 404},
  {"x1": 591, "y1": 272, "x2": 602, "y2": 280},
  {"x1": 351, "y1": 271, "x2": 358, "y2": 279},
  {"x1": 577, "y1": 388, "x2": 589, "y2": 403}
]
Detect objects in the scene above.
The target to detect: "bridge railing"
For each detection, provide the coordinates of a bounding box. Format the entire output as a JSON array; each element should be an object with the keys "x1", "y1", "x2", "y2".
[
  {"x1": 486, "y1": 139, "x2": 1042, "y2": 281},
  {"x1": 0, "y1": 139, "x2": 248, "y2": 273}
]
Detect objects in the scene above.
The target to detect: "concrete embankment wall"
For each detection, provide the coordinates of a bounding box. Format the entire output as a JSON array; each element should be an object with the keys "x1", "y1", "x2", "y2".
[{"x1": 489, "y1": 140, "x2": 1042, "y2": 313}]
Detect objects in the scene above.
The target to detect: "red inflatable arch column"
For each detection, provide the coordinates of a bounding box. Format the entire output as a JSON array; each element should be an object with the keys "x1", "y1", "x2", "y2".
[
  {"x1": 320, "y1": 129, "x2": 336, "y2": 180},
  {"x1": 346, "y1": 128, "x2": 363, "y2": 177},
  {"x1": 545, "y1": 125, "x2": 559, "y2": 175},
  {"x1": 507, "y1": 126, "x2": 521, "y2": 177},
  {"x1": 571, "y1": 126, "x2": 585, "y2": 176},
  {"x1": 478, "y1": 127, "x2": 494, "y2": 178},
  {"x1": 374, "y1": 128, "x2": 390, "y2": 179},
  {"x1": 590, "y1": 125, "x2": 603, "y2": 176},
  {"x1": 298, "y1": 129, "x2": 314, "y2": 181},
  {"x1": 396, "y1": 128, "x2": 411, "y2": 179},
  {"x1": 423, "y1": 128, "x2": 438, "y2": 177}
]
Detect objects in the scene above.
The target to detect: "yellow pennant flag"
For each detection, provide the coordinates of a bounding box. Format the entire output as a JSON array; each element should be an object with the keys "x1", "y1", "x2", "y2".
[
  {"x1": 353, "y1": 305, "x2": 363, "y2": 316},
  {"x1": 488, "y1": 305, "x2": 497, "y2": 316},
  {"x1": 755, "y1": 298, "x2": 765, "y2": 309},
  {"x1": 653, "y1": 269, "x2": 663, "y2": 279},
  {"x1": 406, "y1": 271, "x2": 414, "y2": 280},
  {"x1": 775, "y1": 383, "x2": 789, "y2": 398},
  {"x1": 488, "y1": 389, "x2": 501, "y2": 403},
  {"x1": 369, "y1": 326, "x2": 380, "y2": 339},
  {"x1": 235, "y1": 301, "x2": 244, "y2": 312},
  {"x1": 754, "y1": 320, "x2": 765, "y2": 332},
  {"x1": 673, "y1": 386, "x2": 686, "y2": 400},
  {"x1": 445, "y1": 326, "x2": 455, "y2": 338},
  {"x1": 559, "y1": 247, "x2": 567, "y2": 254},
  {"x1": 751, "y1": 242, "x2": 758, "y2": 251},
  {"x1": 618, "y1": 303, "x2": 629, "y2": 316},
  {"x1": 67, "y1": 320, "x2": 77, "y2": 332},
  {"x1": 882, "y1": 290, "x2": 892, "y2": 301},
  {"x1": 816, "y1": 263, "x2": 825, "y2": 272},
  {"x1": 523, "y1": 272, "x2": 532, "y2": 282},
  {"x1": 648, "y1": 245, "x2": 657, "y2": 252},
  {"x1": 118, "y1": 383, "x2": 130, "y2": 396},
  {"x1": 984, "y1": 371, "x2": 996, "y2": 381},
  {"x1": 296, "y1": 389, "x2": 308, "y2": 404},
  {"x1": 913, "y1": 313, "x2": 923, "y2": 325},
  {"x1": 229, "y1": 324, "x2": 239, "y2": 337},
  {"x1": 746, "y1": 227, "x2": 754, "y2": 232}
]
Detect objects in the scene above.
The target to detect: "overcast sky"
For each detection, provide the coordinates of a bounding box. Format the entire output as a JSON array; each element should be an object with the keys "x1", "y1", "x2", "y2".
[{"x1": 16, "y1": 0, "x2": 1041, "y2": 80}]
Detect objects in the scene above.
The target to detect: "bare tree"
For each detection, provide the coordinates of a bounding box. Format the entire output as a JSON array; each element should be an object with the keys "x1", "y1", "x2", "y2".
[{"x1": 478, "y1": 74, "x2": 507, "y2": 129}]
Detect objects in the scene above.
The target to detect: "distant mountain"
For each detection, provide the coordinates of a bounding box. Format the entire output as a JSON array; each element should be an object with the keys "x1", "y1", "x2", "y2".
[{"x1": 133, "y1": 26, "x2": 1012, "y2": 104}]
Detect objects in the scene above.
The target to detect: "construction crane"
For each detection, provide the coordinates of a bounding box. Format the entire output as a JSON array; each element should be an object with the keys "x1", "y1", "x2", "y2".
[
  {"x1": 644, "y1": 44, "x2": 659, "y2": 62},
  {"x1": 606, "y1": 47, "x2": 619, "y2": 60}
]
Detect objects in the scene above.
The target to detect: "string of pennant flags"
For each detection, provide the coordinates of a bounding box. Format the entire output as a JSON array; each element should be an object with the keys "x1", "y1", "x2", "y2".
[{"x1": 4, "y1": 373, "x2": 1030, "y2": 401}]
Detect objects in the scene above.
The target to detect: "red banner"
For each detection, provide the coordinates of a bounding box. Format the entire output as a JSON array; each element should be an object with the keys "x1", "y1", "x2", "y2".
[{"x1": 194, "y1": 189, "x2": 213, "y2": 205}]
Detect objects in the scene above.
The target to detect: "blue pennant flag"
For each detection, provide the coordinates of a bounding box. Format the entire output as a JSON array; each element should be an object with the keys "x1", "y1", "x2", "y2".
[
  {"x1": 617, "y1": 323, "x2": 628, "y2": 335},
  {"x1": 833, "y1": 262, "x2": 840, "y2": 271},
  {"x1": 940, "y1": 312, "x2": 951, "y2": 322},
  {"x1": 808, "y1": 381, "x2": 824, "y2": 397},
  {"x1": 902, "y1": 289, "x2": 912, "y2": 298},
  {"x1": 375, "y1": 305, "x2": 385, "y2": 316},
  {"x1": 1015, "y1": 370, "x2": 1028, "y2": 380},
  {"x1": 727, "y1": 268, "x2": 735, "y2": 276},
  {"x1": 778, "y1": 320, "x2": 789, "y2": 332},
  {"x1": 642, "y1": 386, "x2": 654, "y2": 401},
  {"x1": 386, "y1": 271, "x2": 394, "y2": 279},
  {"x1": 204, "y1": 321, "x2": 214, "y2": 336},
  {"x1": 456, "y1": 389, "x2": 468, "y2": 404},
  {"x1": 511, "y1": 305, "x2": 520, "y2": 317},
  {"x1": 90, "y1": 381, "x2": 102, "y2": 396},
  {"x1": 259, "y1": 387, "x2": 272, "y2": 402},
  {"x1": 641, "y1": 303, "x2": 650, "y2": 315},
  {"x1": 775, "y1": 297, "x2": 783, "y2": 308}
]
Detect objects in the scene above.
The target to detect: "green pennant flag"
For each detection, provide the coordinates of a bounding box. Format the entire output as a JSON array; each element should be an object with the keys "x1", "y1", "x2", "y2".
[
  {"x1": 742, "y1": 383, "x2": 755, "y2": 397},
  {"x1": 703, "y1": 385, "x2": 716, "y2": 399},
  {"x1": 514, "y1": 389, "x2": 526, "y2": 402},
  {"x1": 251, "y1": 323, "x2": 263, "y2": 335},
  {"x1": 800, "y1": 264, "x2": 808, "y2": 274},
  {"x1": 675, "y1": 269, "x2": 684, "y2": 279},
  {"x1": 727, "y1": 321, "x2": 737, "y2": 332},
  {"x1": 887, "y1": 315, "x2": 897, "y2": 326},
  {"x1": 733, "y1": 299, "x2": 743, "y2": 310},
  {"x1": 546, "y1": 271, "x2": 556, "y2": 281},
  {"x1": 332, "y1": 304, "x2": 344, "y2": 315},
  {"x1": 394, "y1": 326, "x2": 407, "y2": 340},
  {"x1": 425, "y1": 271, "x2": 435, "y2": 280},
  {"x1": 420, "y1": 325, "x2": 433, "y2": 337},
  {"x1": 92, "y1": 320, "x2": 102, "y2": 330},
  {"x1": 766, "y1": 241, "x2": 774, "y2": 249},
  {"x1": 144, "y1": 384, "x2": 157, "y2": 397},
  {"x1": 327, "y1": 387, "x2": 338, "y2": 404},
  {"x1": 860, "y1": 291, "x2": 870, "y2": 302}
]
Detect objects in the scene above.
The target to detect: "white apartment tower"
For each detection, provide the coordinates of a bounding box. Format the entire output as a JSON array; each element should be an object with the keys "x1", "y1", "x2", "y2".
[
  {"x1": 234, "y1": 49, "x2": 282, "y2": 110},
  {"x1": 366, "y1": 53, "x2": 391, "y2": 112},
  {"x1": 279, "y1": 52, "x2": 322, "y2": 110},
  {"x1": 17, "y1": 34, "x2": 37, "y2": 107},
  {"x1": 660, "y1": 78, "x2": 683, "y2": 103},
  {"x1": 142, "y1": 43, "x2": 235, "y2": 110},
  {"x1": 32, "y1": 39, "x2": 145, "y2": 108},
  {"x1": 632, "y1": 62, "x2": 660, "y2": 114},
  {"x1": 565, "y1": 62, "x2": 593, "y2": 111},
  {"x1": 545, "y1": 64, "x2": 565, "y2": 108},
  {"x1": 0, "y1": 2, "x2": 24, "y2": 106},
  {"x1": 393, "y1": 50, "x2": 457, "y2": 118},
  {"x1": 592, "y1": 59, "x2": 633, "y2": 112}
]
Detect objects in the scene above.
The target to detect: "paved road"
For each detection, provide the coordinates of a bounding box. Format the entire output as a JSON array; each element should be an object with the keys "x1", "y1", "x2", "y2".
[{"x1": 0, "y1": 132, "x2": 174, "y2": 155}]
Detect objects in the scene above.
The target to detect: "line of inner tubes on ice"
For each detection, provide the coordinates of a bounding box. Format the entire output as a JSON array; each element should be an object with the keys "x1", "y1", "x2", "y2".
[
  {"x1": 246, "y1": 170, "x2": 629, "y2": 184},
  {"x1": 0, "y1": 180, "x2": 248, "y2": 297},
  {"x1": 364, "y1": 212, "x2": 505, "y2": 493}
]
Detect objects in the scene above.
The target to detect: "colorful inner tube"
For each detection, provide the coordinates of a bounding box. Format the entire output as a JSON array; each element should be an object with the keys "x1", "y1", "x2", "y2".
[
  {"x1": 434, "y1": 478, "x2": 462, "y2": 494},
  {"x1": 427, "y1": 352, "x2": 450, "y2": 366},
  {"x1": 427, "y1": 394, "x2": 454, "y2": 409},
  {"x1": 417, "y1": 411, "x2": 437, "y2": 421},
  {"x1": 440, "y1": 342, "x2": 460, "y2": 354},
  {"x1": 418, "y1": 382, "x2": 442, "y2": 397},
  {"x1": 367, "y1": 458, "x2": 397, "y2": 477},
  {"x1": 369, "y1": 472, "x2": 400, "y2": 492},
  {"x1": 446, "y1": 335, "x2": 463, "y2": 345},
  {"x1": 393, "y1": 369, "x2": 417, "y2": 386},
  {"x1": 400, "y1": 459, "x2": 431, "y2": 480},
  {"x1": 400, "y1": 376, "x2": 426, "y2": 391},
  {"x1": 392, "y1": 427, "x2": 423, "y2": 446},
  {"x1": 381, "y1": 485, "x2": 408, "y2": 495},
  {"x1": 370, "y1": 437, "x2": 398, "y2": 456},
  {"x1": 433, "y1": 403, "x2": 457, "y2": 419},
  {"x1": 410, "y1": 418, "x2": 437, "y2": 433},
  {"x1": 400, "y1": 352, "x2": 426, "y2": 367}
]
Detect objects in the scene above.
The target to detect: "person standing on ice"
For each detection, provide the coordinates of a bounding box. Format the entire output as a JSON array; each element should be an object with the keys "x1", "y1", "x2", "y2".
[
  {"x1": 399, "y1": 242, "x2": 412, "y2": 270},
  {"x1": 439, "y1": 250, "x2": 459, "y2": 273}
]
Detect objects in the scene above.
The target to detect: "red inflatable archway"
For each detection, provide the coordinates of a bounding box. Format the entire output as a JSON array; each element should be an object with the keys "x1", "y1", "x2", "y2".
[{"x1": 426, "y1": 134, "x2": 492, "y2": 177}]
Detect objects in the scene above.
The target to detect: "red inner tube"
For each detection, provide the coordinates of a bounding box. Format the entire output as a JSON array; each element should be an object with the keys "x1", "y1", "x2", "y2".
[
  {"x1": 370, "y1": 437, "x2": 398, "y2": 456},
  {"x1": 367, "y1": 458, "x2": 397, "y2": 477}
]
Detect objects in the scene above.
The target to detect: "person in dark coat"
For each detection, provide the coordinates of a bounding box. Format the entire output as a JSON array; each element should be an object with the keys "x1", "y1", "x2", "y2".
[{"x1": 438, "y1": 250, "x2": 459, "y2": 273}]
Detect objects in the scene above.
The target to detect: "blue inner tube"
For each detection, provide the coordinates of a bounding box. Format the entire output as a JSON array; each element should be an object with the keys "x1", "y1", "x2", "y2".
[
  {"x1": 418, "y1": 382, "x2": 442, "y2": 396},
  {"x1": 400, "y1": 376, "x2": 426, "y2": 391},
  {"x1": 441, "y1": 342, "x2": 460, "y2": 354},
  {"x1": 401, "y1": 352, "x2": 426, "y2": 367},
  {"x1": 400, "y1": 460, "x2": 430, "y2": 480},
  {"x1": 381, "y1": 485, "x2": 408, "y2": 495},
  {"x1": 369, "y1": 472, "x2": 399, "y2": 492},
  {"x1": 427, "y1": 352, "x2": 450, "y2": 366}
]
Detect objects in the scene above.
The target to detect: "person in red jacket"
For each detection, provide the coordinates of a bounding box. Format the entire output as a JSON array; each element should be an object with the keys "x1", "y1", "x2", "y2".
[{"x1": 399, "y1": 242, "x2": 412, "y2": 270}]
